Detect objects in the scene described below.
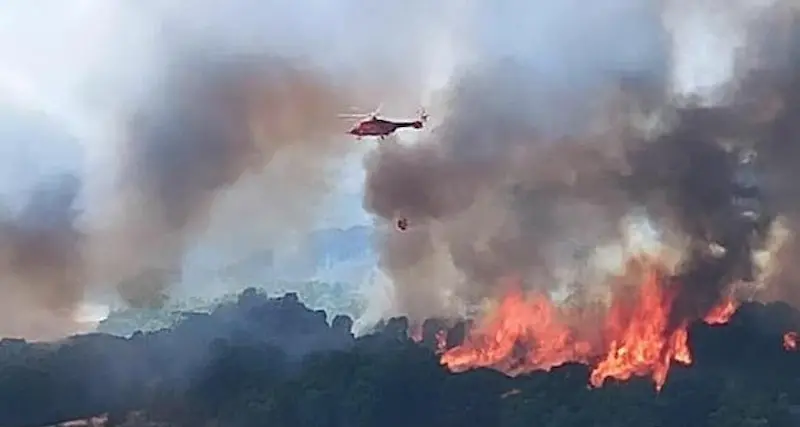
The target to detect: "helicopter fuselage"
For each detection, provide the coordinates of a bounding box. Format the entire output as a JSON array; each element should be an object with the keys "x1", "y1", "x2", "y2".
[{"x1": 348, "y1": 118, "x2": 424, "y2": 139}]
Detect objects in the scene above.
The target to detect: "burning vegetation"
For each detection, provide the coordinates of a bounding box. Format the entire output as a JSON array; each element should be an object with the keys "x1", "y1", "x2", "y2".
[
  {"x1": 424, "y1": 255, "x2": 771, "y2": 391},
  {"x1": 16, "y1": 288, "x2": 800, "y2": 427},
  {"x1": 379, "y1": 2, "x2": 800, "y2": 395}
]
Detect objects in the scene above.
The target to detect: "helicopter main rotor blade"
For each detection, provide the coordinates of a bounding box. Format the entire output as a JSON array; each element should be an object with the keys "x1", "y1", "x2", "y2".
[
  {"x1": 371, "y1": 102, "x2": 383, "y2": 117},
  {"x1": 340, "y1": 102, "x2": 383, "y2": 119}
]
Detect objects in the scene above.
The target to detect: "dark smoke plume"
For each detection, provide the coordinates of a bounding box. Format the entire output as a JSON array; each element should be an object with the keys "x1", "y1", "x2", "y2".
[
  {"x1": 741, "y1": 8, "x2": 800, "y2": 308},
  {"x1": 364, "y1": 63, "x2": 652, "y2": 321},
  {"x1": 363, "y1": 1, "x2": 800, "y2": 328}
]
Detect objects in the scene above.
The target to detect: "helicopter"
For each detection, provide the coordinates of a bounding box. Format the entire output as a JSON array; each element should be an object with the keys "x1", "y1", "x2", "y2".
[{"x1": 339, "y1": 104, "x2": 428, "y2": 140}]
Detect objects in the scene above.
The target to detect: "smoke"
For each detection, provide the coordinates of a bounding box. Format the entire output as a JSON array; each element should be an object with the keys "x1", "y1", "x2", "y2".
[
  {"x1": 0, "y1": 173, "x2": 87, "y2": 339},
  {"x1": 0, "y1": 0, "x2": 469, "y2": 338},
  {"x1": 5, "y1": 0, "x2": 800, "y2": 341},
  {"x1": 0, "y1": 46, "x2": 363, "y2": 333},
  {"x1": 744, "y1": 4, "x2": 800, "y2": 307},
  {"x1": 363, "y1": 0, "x2": 800, "y2": 326},
  {"x1": 364, "y1": 0, "x2": 668, "y2": 320},
  {"x1": 92, "y1": 51, "x2": 360, "y2": 307}
]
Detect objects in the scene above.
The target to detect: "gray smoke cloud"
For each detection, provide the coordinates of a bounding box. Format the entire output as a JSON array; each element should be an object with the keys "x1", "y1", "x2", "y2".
[
  {"x1": 0, "y1": 46, "x2": 363, "y2": 335},
  {"x1": 5, "y1": 0, "x2": 800, "y2": 341},
  {"x1": 364, "y1": 0, "x2": 670, "y2": 321},
  {"x1": 0, "y1": 173, "x2": 86, "y2": 339},
  {"x1": 0, "y1": 0, "x2": 466, "y2": 339},
  {"x1": 741, "y1": 5, "x2": 800, "y2": 307},
  {"x1": 99, "y1": 51, "x2": 359, "y2": 307},
  {"x1": 363, "y1": 66, "x2": 654, "y2": 321},
  {"x1": 363, "y1": 0, "x2": 800, "y2": 327}
]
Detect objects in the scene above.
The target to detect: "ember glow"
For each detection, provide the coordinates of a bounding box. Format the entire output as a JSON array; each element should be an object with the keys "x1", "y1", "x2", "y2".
[
  {"x1": 408, "y1": 324, "x2": 449, "y2": 354},
  {"x1": 703, "y1": 297, "x2": 739, "y2": 325},
  {"x1": 784, "y1": 332, "x2": 797, "y2": 351},
  {"x1": 434, "y1": 330, "x2": 447, "y2": 353},
  {"x1": 436, "y1": 256, "x2": 746, "y2": 391}
]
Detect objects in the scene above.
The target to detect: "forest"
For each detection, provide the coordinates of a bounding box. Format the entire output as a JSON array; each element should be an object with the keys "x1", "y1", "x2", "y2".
[{"x1": 2, "y1": 288, "x2": 798, "y2": 427}]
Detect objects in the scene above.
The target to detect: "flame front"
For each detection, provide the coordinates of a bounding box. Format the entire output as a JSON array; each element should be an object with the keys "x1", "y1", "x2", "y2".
[
  {"x1": 439, "y1": 260, "x2": 739, "y2": 390},
  {"x1": 440, "y1": 286, "x2": 591, "y2": 374},
  {"x1": 589, "y1": 270, "x2": 690, "y2": 390}
]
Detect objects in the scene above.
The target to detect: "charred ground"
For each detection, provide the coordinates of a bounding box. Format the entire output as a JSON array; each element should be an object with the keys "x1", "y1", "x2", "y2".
[{"x1": 2, "y1": 289, "x2": 799, "y2": 427}]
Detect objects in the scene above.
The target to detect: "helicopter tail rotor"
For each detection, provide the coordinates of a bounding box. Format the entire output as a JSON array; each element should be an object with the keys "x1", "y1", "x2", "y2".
[{"x1": 417, "y1": 107, "x2": 429, "y2": 122}]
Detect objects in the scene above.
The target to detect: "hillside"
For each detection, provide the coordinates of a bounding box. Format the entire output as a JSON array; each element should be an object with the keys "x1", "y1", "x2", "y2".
[{"x1": 4, "y1": 289, "x2": 800, "y2": 427}]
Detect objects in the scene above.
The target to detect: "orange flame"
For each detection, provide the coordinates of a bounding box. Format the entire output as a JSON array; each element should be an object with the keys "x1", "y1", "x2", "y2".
[
  {"x1": 440, "y1": 284, "x2": 592, "y2": 375},
  {"x1": 703, "y1": 297, "x2": 738, "y2": 325},
  {"x1": 408, "y1": 323, "x2": 449, "y2": 354},
  {"x1": 589, "y1": 270, "x2": 690, "y2": 390},
  {"x1": 438, "y1": 260, "x2": 742, "y2": 391}
]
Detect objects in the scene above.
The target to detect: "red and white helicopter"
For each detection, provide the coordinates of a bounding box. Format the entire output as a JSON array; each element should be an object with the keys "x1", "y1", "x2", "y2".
[{"x1": 339, "y1": 104, "x2": 428, "y2": 140}]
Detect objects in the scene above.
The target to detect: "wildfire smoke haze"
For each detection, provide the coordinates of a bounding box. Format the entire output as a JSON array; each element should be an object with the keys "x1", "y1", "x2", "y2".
[{"x1": 0, "y1": 0, "x2": 445, "y2": 338}]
